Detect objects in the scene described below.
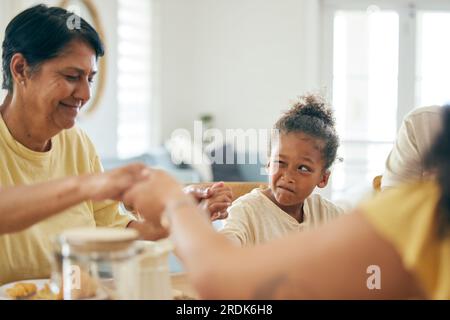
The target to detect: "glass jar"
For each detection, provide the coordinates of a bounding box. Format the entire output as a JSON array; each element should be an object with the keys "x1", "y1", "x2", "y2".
[
  {"x1": 51, "y1": 227, "x2": 140, "y2": 300},
  {"x1": 135, "y1": 239, "x2": 174, "y2": 300}
]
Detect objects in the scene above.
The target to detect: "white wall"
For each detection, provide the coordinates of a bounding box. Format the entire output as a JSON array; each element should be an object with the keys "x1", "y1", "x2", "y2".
[
  {"x1": 75, "y1": 0, "x2": 119, "y2": 158},
  {"x1": 2, "y1": 0, "x2": 323, "y2": 157},
  {"x1": 0, "y1": 0, "x2": 18, "y2": 103},
  {"x1": 158, "y1": 0, "x2": 322, "y2": 143}
]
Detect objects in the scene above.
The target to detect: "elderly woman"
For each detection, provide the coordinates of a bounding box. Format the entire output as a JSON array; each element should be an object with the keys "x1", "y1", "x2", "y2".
[{"x1": 0, "y1": 5, "x2": 231, "y2": 285}]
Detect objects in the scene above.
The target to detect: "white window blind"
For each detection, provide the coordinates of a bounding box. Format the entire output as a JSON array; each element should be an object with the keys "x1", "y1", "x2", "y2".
[{"x1": 117, "y1": 0, "x2": 152, "y2": 158}]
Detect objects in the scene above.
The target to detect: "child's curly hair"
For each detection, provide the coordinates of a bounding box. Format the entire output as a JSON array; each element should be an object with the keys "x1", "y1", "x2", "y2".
[{"x1": 274, "y1": 94, "x2": 340, "y2": 170}]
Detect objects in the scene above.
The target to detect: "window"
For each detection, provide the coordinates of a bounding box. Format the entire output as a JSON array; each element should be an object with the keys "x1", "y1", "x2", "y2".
[
  {"x1": 416, "y1": 11, "x2": 450, "y2": 107},
  {"x1": 117, "y1": 0, "x2": 153, "y2": 158},
  {"x1": 331, "y1": 9, "x2": 399, "y2": 201},
  {"x1": 322, "y1": 0, "x2": 449, "y2": 202},
  {"x1": 333, "y1": 10, "x2": 399, "y2": 143}
]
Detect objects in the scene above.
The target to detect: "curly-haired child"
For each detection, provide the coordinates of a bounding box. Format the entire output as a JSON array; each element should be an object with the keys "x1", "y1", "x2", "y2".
[{"x1": 220, "y1": 94, "x2": 345, "y2": 246}]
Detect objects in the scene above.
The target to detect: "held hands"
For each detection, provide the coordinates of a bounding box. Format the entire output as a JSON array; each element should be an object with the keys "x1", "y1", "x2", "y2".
[
  {"x1": 184, "y1": 182, "x2": 233, "y2": 221},
  {"x1": 88, "y1": 165, "x2": 234, "y2": 227},
  {"x1": 123, "y1": 169, "x2": 187, "y2": 225},
  {"x1": 83, "y1": 163, "x2": 151, "y2": 202}
]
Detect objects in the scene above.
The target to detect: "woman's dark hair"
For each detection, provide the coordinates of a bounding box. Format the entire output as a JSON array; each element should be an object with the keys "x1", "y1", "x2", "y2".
[
  {"x1": 2, "y1": 4, "x2": 104, "y2": 92},
  {"x1": 425, "y1": 105, "x2": 450, "y2": 236},
  {"x1": 273, "y1": 94, "x2": 340, "y2": 170}
]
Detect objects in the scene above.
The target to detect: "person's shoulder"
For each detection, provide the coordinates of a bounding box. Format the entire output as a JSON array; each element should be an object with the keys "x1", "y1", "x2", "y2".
[
  {"x1": 406, "y1": 105, "x2": 442, "y2": 122},
  {"x1": 396, "y1": 180, "x2": 436, "y2": 196},
  {"x1": 361, "y1": 181, "x2": 439, "y2": 218},
  {"x1": 228, "y1": 188, "x2": 270, "y2": 215},
  {"x1": 306, "y1": 193, "x2": 346, "y2": 215},
  {"x1": 400, "y1": 106, "x2": 443, "y2": 143},
  {"x1": 59, "y1": 126, "x2": 95, "y2": 147},
  {"x1": 57, "y1": 126, "x2": 97, "y2": 157},
  {"x1": 232, "y1": 188, "x2": 267, "y2": 206}
]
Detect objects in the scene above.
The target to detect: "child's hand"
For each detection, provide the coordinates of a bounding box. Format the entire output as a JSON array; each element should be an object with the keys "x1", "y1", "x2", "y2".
[
  {"x1": 199, "y1": 182, "x2": 233, "y2": 221},
  {"x1": 183, "y1": 182, "x2": 233, "y2": 220},
  {"x1": 123, "y1": 169, "x2": 186, "y2": 225}
]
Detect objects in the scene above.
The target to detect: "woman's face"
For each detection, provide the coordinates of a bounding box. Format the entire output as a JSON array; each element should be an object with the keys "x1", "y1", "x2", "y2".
[{"x1": 23, "y1": 39, "x2": 98, "y2": 132}]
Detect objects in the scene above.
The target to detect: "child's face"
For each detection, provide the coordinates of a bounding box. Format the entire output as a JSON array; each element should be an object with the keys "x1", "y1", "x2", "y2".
[{"x1": 268, "y1": 132, "x2": 330, "y2": 207}]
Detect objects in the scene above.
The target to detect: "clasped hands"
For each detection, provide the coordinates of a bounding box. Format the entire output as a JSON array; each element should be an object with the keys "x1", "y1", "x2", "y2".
[{"x1": 87, "y1": 163, "x2": 233, "y2": 228}]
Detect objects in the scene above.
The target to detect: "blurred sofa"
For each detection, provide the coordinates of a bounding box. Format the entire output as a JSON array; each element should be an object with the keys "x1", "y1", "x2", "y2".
[
  {"x1": 101, "y1": 147, "x2": 202, "y2": 183},
  {"x1": 101, "y1": 145, "x2": 268, "y2": 184},
  {"x1": 208, "y1": 144, "x2": 268, "y2": 183}
]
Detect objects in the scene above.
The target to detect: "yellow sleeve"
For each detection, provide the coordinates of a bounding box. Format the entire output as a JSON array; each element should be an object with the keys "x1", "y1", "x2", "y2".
[
  {"x1": 92, "y1": 200, "x2": 135, "y2": 228},
  {"x1": 359, "y1": 181, "x2": 450, "y2": 299}
]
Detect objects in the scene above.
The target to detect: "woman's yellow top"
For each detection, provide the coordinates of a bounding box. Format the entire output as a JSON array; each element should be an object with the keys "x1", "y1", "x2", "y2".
[
  {"x1": 361, "y1": 181, "x2": 449, "y2": 299},
  {"x1": 0, "y1": 115, "x2": 132, "y2": 285}
]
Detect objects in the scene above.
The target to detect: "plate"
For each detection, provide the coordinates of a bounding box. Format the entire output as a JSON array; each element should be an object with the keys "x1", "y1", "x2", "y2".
[
  {"x1": 0, "y1": 279, "x2": 108, "y2": 300},
  {"x1": 1, "y1": 279, "x2": 193, "y2": 300},
  {"x1": 0, "y1": 279, "x2": 51, "y2": 300}
]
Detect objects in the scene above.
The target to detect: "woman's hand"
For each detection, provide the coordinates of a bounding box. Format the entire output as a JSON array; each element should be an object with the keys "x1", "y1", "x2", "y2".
[
  {"x1": 184, "y1": 182, "x2": 233, "y2": 221},
  {"x1": 83, "y1": 163, "x2": 150, "y2": 202},
  {"x1": 123, "y1": 169, "x2": 187, "y2": 225}
]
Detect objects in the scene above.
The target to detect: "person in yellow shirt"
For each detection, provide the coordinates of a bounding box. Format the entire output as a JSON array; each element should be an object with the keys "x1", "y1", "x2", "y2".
[
  {"x1": 0, "y1": 5, "x2": 232, "y2": 284},
  {"x1": 125, "y1": 105, "x2": 450, "y2": 299}
]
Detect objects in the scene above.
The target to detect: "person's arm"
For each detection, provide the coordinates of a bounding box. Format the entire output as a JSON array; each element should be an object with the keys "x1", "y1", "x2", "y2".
[
  {"x1": 124, "y1": 182, "x2": 232, "y2": 221},
  {"x1": 124, "y1": 170, "x2": 425, "y2": 299},
  {"x1": 125, "y1": 182, "x2": 232, "y2": 240},
  {"x1": 0, "y1": 176, "x2": 91, "y2": 234},
  {"x1": 0, "y1": 163, "x2": 149, "y2": 235}
]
